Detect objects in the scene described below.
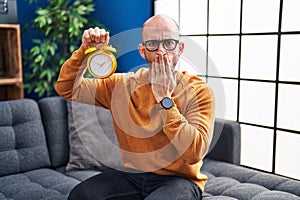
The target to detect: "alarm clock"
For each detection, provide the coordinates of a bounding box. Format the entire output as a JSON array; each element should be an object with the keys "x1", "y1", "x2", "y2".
[{"x1": 85, "y1": 45, "x2": 117, "y2": 79}]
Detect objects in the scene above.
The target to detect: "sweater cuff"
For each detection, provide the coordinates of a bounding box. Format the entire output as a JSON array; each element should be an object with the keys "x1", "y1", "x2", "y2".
[
  {"x1": 158, "y1": 104, "x2": 181, "y2": 125},
  {"x1": 71, "y1": 46, "x2": 87, "y2": 66}
]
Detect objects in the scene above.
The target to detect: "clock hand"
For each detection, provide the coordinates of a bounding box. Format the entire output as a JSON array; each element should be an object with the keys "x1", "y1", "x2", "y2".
[{"x1": 95, "y1": 62, "x2": 106, "y2": 67}]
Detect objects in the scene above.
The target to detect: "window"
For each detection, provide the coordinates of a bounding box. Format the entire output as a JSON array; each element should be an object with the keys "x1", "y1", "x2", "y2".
[
  {"x1": 154, "y1": 0, "x2": 300, "y2": 180},
  {"x1": 240, "y1": 35, "x2": 278, "y2": 80},
  {"x1": 208, "y1": 36, "x2": 239, "y2": 77}
]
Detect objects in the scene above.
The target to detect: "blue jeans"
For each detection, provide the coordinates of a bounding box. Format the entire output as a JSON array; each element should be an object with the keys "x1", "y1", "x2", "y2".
[{"x1": 68, "y1": 169, "x2": 202, "y2": 200}]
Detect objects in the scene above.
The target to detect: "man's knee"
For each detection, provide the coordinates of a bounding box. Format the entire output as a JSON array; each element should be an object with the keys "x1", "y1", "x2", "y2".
[
  {"x1": 68, "y1": 183, "x2": 85, "y2": 200},
  {"x1": 67, "y1": 179, "x2": 101, "y2": 200}
]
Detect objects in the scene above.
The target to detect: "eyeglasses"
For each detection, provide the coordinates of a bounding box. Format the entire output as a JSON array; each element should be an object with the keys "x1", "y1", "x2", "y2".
[{"x1": 142, "y1": 39, "x2": 179, "y2": 52}]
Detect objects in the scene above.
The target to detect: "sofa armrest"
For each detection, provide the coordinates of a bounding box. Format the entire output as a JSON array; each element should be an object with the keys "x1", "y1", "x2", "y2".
[{"x1": 205, "y1": 118, "x2": 241, "y2": 165}]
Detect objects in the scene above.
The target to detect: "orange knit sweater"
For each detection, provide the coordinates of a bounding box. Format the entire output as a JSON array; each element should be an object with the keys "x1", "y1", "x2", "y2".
[{"x1": 55, "y1": 46, "x2": 215, "y2": 192}]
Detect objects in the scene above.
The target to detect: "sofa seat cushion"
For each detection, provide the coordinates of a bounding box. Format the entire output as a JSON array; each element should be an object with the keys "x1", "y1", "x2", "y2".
[
  {"x1": 56, "y1": 166, "x2": 100, "y2": 182},
  {"x1": 0, "y1": 167, "x2": 101, "y2": 200},
  {"x1": 0, "y1": 168, "x2": 81, "y2": 200},
  {"x1": 202, "y1": 158, "x2": 300, "y2": 199}
]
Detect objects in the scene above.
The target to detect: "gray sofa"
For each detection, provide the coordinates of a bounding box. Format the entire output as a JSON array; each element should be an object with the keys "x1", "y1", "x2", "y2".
[{"x1": 0, "y1": 97, "x2": 300, "y2": 200}]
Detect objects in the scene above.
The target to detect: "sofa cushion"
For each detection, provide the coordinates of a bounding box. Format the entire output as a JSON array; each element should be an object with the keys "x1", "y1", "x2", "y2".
[
  {"x1": 38, "y1": 97, "x2": 69, "y2": 168},
  {"x1": 0, "y1": 99, "x2": 51, "y2": 176},
  {"x1": 202, "y1": 158, "x2": 300, "y2": 199},
  {"x1": 0, "y1": 168, "x2": 79, "y2": 200},
  {"x1": 56, "y1": 166, "x2": 100, "y2": 182},
  {"x1": 66, "y1": 100, "x2": 122, "y2": 171}
]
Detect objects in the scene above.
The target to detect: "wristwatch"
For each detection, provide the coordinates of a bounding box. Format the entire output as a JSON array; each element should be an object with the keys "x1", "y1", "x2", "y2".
[{"x1": 160, "y1": 97, "x2": 174, "y2": 109}]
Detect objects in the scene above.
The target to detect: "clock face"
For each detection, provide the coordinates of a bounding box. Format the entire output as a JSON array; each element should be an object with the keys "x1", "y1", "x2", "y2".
[{"x1": 88, "y1": 51, "x2": 116, "y2": 78}]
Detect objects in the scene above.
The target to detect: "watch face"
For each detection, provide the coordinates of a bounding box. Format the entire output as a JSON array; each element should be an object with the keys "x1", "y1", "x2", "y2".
[{"x1": 161, "y1": 97, "x2": 174, "y2": 109}]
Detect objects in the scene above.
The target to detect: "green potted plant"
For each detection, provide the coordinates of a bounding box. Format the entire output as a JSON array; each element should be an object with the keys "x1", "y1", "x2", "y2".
[{"x1": 23, "y1": 0, "x2": 100, "y2": 97}]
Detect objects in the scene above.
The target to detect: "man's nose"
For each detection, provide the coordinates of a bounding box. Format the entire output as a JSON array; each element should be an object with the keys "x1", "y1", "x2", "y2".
[{"x1": 157, "y1": 42, "x2": 166, "y2": 52}]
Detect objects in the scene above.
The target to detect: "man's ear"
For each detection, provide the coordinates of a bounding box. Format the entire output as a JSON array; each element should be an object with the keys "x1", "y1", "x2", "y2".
[
  {"x1": 178, "y1": 42, "x2": 184, "y2": 56},
  {"x1": 138, "y1": 44, "x2": 146, "y2": 59}
]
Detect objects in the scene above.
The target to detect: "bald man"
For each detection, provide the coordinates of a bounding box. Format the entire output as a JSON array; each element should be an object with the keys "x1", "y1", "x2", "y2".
[{"x1": 56, "y1": 15, "x2": 214, "y2": 200}]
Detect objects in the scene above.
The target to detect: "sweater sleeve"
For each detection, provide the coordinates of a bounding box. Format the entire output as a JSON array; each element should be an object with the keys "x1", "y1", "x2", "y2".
[
  {"x1": 55, "y1": 46, "x2": 116, "y2": 108},
  {"x1": 159, "y1": 82, "x2": 215, "y2": 165}
]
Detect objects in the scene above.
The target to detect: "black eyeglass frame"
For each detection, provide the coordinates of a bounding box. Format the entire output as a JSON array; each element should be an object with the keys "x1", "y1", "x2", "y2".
[{"x1": 142, "y1": 39, "x2": 179, "y2": 52}]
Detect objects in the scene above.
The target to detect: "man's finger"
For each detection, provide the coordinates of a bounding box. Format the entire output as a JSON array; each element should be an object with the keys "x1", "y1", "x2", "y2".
[
  {"x1": 158, "y1": 53, "x2": 164, "y2": 68},
  {"x1": 105, "y1": 32, "x2": 110, "y2": 44},
  {"x1": 94, "y1": 27, "x2": 101, "y2": 43},
  {"x1": 155, "y1": 55, "x2": 161, "y2": 81},
  {"x1": 83, "y1": 30, "x2": 92, "y2": 43},
  {"x1": 163, "y1": 54, "x2": 171, "y2": 75},
  {"x1": 98, "y1": 29, "x2": 106, "y2": 43},
  {"x1": 88, "y1": 28, "x2": 96, "y2": 42}
]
